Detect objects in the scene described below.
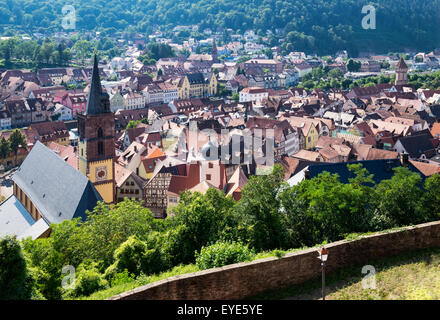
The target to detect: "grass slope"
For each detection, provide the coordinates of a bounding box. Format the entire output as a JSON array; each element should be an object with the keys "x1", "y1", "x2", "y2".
[{"x1": 251, "y1": 248, "x2": 440, "y2": 300}]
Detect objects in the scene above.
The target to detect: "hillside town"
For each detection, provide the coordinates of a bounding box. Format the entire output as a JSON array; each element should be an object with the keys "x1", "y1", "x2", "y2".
[
  {"x1": 2, "y1": 0, "x2": 440, "y2": 304},
  {"x1": 1, "y1": 36, "x2": 440, "y2": 239}
]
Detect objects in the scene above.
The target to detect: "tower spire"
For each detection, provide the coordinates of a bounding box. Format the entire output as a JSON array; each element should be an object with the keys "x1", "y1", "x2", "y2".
[
  {"x1": 212, "y1": 38, "x2": 218, "y2": 63},
  {"x1": 85, "y1": 52, "x2": 109, "y2": 115}
]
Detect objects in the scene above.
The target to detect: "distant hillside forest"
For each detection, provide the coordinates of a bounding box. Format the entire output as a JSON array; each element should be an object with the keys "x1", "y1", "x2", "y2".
[{"x1": 1, "y1": 0, "x2": 440, "y2": 56}]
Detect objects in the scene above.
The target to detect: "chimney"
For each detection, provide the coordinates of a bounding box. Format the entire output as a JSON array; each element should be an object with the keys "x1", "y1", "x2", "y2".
[
  {"x1": 400, "y1": 152, "x2": 409, "y2": 167},
  {"x1": 304, "y1": 169, "x2": 310, "y2": 180}
]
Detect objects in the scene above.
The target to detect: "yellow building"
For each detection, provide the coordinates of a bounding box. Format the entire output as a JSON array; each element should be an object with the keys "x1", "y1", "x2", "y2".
[
  {"x1": 137, "y1": 147, "x2": 166, "y2": 180},
  {"x1": 177, "y1": 73, "x2": 217, "y2": 99},
  {"x1": 283, "y1": 116, "x2": 320, "y2": 150},
  {"x1": 303, "y1": 122, "x2": 319, "y2": 150}
]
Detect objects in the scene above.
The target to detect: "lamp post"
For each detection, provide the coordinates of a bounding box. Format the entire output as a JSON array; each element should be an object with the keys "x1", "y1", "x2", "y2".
[{"x1": 317, "y1": 247, "x2": 328, "y2": 300}]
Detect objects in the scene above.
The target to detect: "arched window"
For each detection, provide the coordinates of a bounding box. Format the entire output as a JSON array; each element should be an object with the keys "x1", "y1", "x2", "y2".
[{"x1": 98, "y1": 127, "x2": 103, "y2": 139}]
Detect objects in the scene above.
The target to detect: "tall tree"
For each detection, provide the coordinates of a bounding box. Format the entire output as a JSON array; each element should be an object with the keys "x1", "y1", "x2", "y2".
[
  {"x1": 0, "y1": 137, "x2": 11, "y2": 159},
  {"x1": 9, "y1": 129, "x2": 27, "y2": 165},
  {"x1": 235, "y1": 165, "x2": 289, "y2": 251}
]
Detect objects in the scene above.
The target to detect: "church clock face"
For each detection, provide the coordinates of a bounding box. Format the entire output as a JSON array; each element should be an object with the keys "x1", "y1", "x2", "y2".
[{"x1": 95, "y1": 166, "x2": 107, "y2": 182}]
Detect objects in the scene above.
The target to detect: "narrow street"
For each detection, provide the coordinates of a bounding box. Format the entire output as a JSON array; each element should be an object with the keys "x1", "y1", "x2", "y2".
[{"x1": 0, "y1": 167, "x2": 18, "y2": 201}]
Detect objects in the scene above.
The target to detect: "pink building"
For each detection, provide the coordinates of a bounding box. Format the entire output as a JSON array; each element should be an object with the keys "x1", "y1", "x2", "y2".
[{"x1": 54, "y1": 92, "x2": 87, "y2": 117}]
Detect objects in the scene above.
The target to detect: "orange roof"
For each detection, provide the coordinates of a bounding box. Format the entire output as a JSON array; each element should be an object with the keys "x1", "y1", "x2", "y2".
[
  {"x1": 431, "y1": 122, "x2": 440, "y2": 138},
  {"x1": 409, "y1": 160, "x2": 440, "y2": 177},
  {"x1": 146, "y1": 146, "x2": 165, "y2": 159}
]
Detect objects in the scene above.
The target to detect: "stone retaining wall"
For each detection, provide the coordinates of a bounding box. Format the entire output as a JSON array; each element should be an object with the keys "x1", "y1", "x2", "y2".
[{"x1": 110, "y1": 221, "x2": 440, "y2": 300}]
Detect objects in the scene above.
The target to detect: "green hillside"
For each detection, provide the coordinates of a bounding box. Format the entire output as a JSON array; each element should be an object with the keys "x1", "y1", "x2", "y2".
[{"x1": 1, "y1": 0, "x2": 440, "y2": 55}]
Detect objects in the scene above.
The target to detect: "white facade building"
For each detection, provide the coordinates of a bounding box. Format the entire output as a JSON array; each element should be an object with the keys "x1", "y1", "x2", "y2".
[
  {"x1": 52, "y1": 103, "x2": 73, "y2": 121},
  {"x1": 239, "y1": 87, "x2": 269, "y2": 103}
]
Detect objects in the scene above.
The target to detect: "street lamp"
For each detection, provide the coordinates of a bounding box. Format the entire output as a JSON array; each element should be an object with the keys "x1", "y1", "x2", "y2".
[{"x1": 317, "y1": 247, "x2": 328, "y2": 300}]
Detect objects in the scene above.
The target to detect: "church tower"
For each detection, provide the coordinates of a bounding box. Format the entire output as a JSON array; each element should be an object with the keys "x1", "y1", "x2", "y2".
[
  {"x1": 212, "y1": 39, "x2": 218, "y2": 64},
  {"x1": 395, "y1": 57, "x2": 408, "y2": 86},
  {"x1": 77, "y1": 53, "x2": 115, "y2": 203}
]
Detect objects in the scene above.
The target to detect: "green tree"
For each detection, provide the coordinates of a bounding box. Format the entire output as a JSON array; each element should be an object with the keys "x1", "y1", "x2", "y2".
[
  {"x1": 167, "y1": 188, "x2": 236, "y2": 264},
  {"x1": 72, "y1": 40, "x2": 94, "y2": 64},
  {"x1": 39, "y1": 40, "x2": 55, "y2": 64},
  {"x1": 126, "y1": 120, "x2": 141, "y2": 129},
  {"x1": 280, "y1": 164, "x2": 377, "y2": 247},
  {"x1": 0, "y1": 137, "x2": 11, "y2": 159},
  {"x1": 22, "y1": 237, "x2": 64, "y2": 300},
  {"x1": 56, "y1": 200, "x2": 159, "y2": 268},
  {"x1": 418, "y1": 173, "x2": 440, "y2": 222},
  {"x1": 346, "y1": 59, "x2": 361, "y2": 72},
  {"x1": 237, "y1": 55, "x2": 251, "y2": 64},
  {"x1": 107, "y1": 235, "x2": 162, "y2": 277},
  {"x1": 9, "y1": 129, "x2": 27, "y2": 165},
  {"x1": 144, "y1": 42, "x2": 175, "y2": 61},
  {"x1": 374, "y1": 167, "x2": 425, "y2": 227},
  {"x1": 0, "y1": 236, "x2": 34, "y2": 300},
  {"x1": 179, "y1": 48, "x2": 191, "y2": 58},
  {"x1": 328, "y1": 68, "x2": 344, "y2": 79},
  {"x1": 71, "y1": 261, "x2": 107, "y2": 297},
  {"x1": 235, "y1": 165, "x2": 289, "y2": 251}
]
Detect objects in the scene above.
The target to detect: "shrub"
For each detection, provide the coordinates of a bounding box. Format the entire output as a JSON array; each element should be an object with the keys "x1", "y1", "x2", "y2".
[
  {"x1": 103, "y1": 263, "x2": 118, "y2": 282},
  {"x1": 113, "y1": 236, "x2": 148, "y2": 276},
  {"x1": 195, "y1": 241, "x2": 255, "y2": 270},
  {"x1": 111, "y1": 236, "x2": 164, "y2": 277},
  {"x1": 110, "y1": 269, "x2": 135, "y2": 287},
  {"x1": 0, "y1": 236, "x2": 34, "y2": 300},
  {"x1": 273, "y1": 250, "x2": 285, "y2": 259},
  {"x1": 72, "y1": 262, "x2": 107, "y2": 297}
]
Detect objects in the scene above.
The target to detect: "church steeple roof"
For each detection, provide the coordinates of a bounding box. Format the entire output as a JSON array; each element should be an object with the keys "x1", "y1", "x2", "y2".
[
  {"x1": 396, "y1": 57, "x2": 408, "y2": 70},
  {"x1": 85, "y1": 53, "x2": 109, "y2": 115},
  {"x1": 212, "y1": 39, "x2": 218, "y2": 63}
]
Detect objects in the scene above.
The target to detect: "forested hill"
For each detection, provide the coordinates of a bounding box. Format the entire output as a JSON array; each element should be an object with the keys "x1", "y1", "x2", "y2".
[{"x1": 1, "y1": 0, "x2": 440, "y2": 55}]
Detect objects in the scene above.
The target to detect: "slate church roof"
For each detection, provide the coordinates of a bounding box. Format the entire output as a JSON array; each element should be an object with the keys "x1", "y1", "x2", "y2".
[
  {"x1": 0, "y1": 195, "x2": 50, "y2": 240},
  {"x1": 288, "y1": 158, "x2": 428, "y2": 187},
  {"x1": 11, "y1": 141, "x2": 102, "y2": 224}
]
